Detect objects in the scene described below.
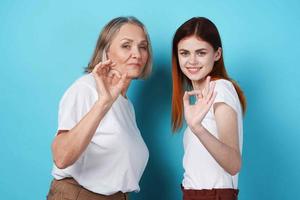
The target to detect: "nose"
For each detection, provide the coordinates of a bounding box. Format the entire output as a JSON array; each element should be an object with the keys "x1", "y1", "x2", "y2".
[
  {"x1": 131, "y1": 46, "x2": 141, "y2": 59},
  {"x1": 188, "y1": 54, "x2": 198, "y2": 65}
]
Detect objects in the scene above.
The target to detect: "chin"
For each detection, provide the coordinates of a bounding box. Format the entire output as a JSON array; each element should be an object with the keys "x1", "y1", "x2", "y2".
[
  {"x1": 184, "y1": 71, "x2": 209, "y2": 82},
  {"x1": 183, "y1": 74, "x2": 201, "y2": 81},
  {"x1": 126, "y1": 73, "x2": 140, "y2": 79},
  {"x1": 127, "y1": 70, "x2": 143, "y2": 79}
]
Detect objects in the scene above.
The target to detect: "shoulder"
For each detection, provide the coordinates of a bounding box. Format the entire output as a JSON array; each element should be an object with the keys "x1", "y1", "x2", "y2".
[
  {"x1": 60, "y1": 74, "x2": 97, "y2": 103},
  {"x1": 212, "y1": 79, "x2": 241, "y2": 113},
  {"x1": 73, "y1": 73, "x2": 96, "y2": 90},
  {"x1": 214, "y1": 79, "x2": 235, "y2": 92},
  {"x1": 68, "y1": 73, "x2": 96, "y2": 93},
  {"x1": 213, "y1": 79, "x2": 238, "y2": 99}
]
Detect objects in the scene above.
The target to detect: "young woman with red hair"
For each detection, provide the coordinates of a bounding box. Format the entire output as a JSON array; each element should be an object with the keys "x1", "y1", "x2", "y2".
[{"x1": 171, "y1": 17, "x2": 246, "y2": 200}]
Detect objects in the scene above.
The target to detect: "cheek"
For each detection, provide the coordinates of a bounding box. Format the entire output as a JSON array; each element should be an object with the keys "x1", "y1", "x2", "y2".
[
  {"x1": 178, "y1": 57, "x2": 187, "y2": 68},
  {"x1": 109, "y1": 51, "x2": 126, "y2": 63},
  {"x1": 202, "y1": 55, "x2": 215, "y2": 67},
  {"x1": 142, "y1": 51, "x2": 149, "y2": 64}
]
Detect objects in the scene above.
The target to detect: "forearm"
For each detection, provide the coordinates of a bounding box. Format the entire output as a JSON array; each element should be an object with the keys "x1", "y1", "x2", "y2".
[
  {"x1": 52, "y1": 99, "x2": 112, "y2": 169},
  {"x1": 191, "y1": 125, "x2": 241, "y2": 175}
]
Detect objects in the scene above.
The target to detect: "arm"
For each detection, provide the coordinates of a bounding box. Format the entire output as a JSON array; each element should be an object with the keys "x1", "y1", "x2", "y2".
[
  {"x1": 190, "y1": 103, "x2": 241, "y2": 175},
  {"x1": 52, "y1": 60, "x2": 126, "y2": 169},
  {"x1": 184, "y1": 77, "x2": 241, "y2": 175},
  {"x1": 52, "y1": 100, "x2": 112, "y2": 169}
]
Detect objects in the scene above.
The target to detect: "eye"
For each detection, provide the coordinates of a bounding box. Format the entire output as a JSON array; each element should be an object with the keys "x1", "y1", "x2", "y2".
[
  {"x1": 139, "y1": 45, "x2": 147, "y2": 50},
  {"x1": 121, "y1": 43, "x2": 131, "y2": 49},
  {"x1": 179, "y1": 51, "x2": 189, "y2": 57},
  {"x1": 197, "y1": 51, "x2": 207, "y2": 56}
]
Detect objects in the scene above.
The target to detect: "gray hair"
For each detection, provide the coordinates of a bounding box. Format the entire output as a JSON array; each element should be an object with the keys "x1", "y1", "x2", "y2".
[{"x1": 85, "y1": 16, "x2": 152, "y2": 79}]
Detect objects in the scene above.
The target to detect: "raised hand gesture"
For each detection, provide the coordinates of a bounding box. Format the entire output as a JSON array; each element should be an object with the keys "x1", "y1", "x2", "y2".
[
  {"x1": 92, "y1": 59, "x2": 127, "y2": 104},
  {"x1": 183, "y1": 76, "x2": 217, "y2": 132}
]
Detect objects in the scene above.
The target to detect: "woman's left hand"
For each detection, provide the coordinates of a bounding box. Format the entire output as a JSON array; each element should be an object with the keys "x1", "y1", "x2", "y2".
[{"x1": 183, "y1": 76, "x2": 217, "y2": 132}]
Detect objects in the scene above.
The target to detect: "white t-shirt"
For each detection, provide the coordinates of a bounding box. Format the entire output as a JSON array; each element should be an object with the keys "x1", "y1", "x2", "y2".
[
  {"x1": 51, "y1": 74, "x2": 149, "y2": 195},
  {"x1": 182, "y1": 79, "x2": 243, "y2": 190}
]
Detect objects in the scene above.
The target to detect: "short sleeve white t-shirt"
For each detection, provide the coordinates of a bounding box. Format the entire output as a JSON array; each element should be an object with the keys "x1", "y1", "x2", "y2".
[
  {"x1": 182, "y1": 79, "x2": 243, "y2": 190},
  {"x1": 51, "y1": 74, "x2": 149, "y2": 195}
]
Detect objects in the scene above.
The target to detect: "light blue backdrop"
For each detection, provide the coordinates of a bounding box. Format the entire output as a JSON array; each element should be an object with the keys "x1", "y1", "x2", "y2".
[{"x1": 1, "y1": 0, "x2": 299, "y2": 199}]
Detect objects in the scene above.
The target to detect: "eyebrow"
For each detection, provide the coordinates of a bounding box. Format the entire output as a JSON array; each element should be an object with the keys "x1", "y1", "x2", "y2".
[
  {"x1": 121, "y1": 38, "x2": 148, "y2": 43},
  {"x1": 178, "y1": 48, "x2": 207, "y2": 51}
]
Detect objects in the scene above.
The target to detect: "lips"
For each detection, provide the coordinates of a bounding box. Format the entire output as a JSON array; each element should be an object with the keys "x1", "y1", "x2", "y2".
[
  {"x1": 186, "y1": 67, "x2": 202, "y2": 74},
  {"x1": 128, "y1": 63, "x2": 141, "y2": 67}
]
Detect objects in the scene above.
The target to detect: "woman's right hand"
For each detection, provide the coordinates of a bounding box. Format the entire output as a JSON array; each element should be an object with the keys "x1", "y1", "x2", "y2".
[
  {"x1": 183, "y1": 76, "x2": 217, "y2": 133},
  {"x1": 92, "y1": 59, "x2": 127, "y2": 105}
]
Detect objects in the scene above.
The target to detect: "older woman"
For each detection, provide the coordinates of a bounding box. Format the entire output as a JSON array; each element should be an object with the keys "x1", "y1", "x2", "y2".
[{"x1": 47, "y1": 16, "x2": 152, "y2": 200}]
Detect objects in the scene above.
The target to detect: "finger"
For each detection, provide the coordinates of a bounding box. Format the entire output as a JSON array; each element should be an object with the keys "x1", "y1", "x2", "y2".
[
  {"x1": 210, "y1": 81, "x2": 216, "y2": 91},
  {"x1": 187, "y1": 90, "x2": 203, "y2": 100},
  {"x1": 93, "y1": 72, "x2": 106, "y2": 87},
  {"x1": 101, "y1": 59, "x2": 112, "y2": 66},
  {"x1": 206, "y1": 81, "x2": 216, "y2": 103},
  {"x1": 106, "y1": 74, "x2": 113, "y2": 85},
  {"x1": 108, "y1": 69, "x2": 122, "y2": 78},
  {"x1": 99, "y1": 66, "x2": 109, "y2": 75},
  {"x1": 203, "y1": 77, "x2": 214, "y2": 101},
  {"x1": 183, "y1": 91, "x2": 190, "y2": 108},
  {"x1": 111, "y1": 74, "x2": 118, "y2": 85},
  {"x1": 203, "y1": 76, "x2": 211, "y2": 97},
  {"x1": 207, "y1": 91, "x2": 217, "y2": 108},
  {"x1": 110, "y1": 61, "x2": 116, "y2": 67},
  {"x1": 100, "y1": 61, "x2": 119, "y2": 77},
  {"x1": 92, "y1": 64, "x2": 109, "y2": 94},
  {"x1": 186, "y1": 90, "x2": 202, "y2": 96},
  {"x1": 197, "y1": 93, "x2": 203, "y2": 100},
  {"x1": 93, "y1": 59, "x2": 112, "y2": 71},
  {"x1": 93, "y1": 62, "x2": 107, "y2": 76},
  {"x1": 93, "y1": 62, "x2": 103, "y2": 74},
  {"x1": 95, "y1": 59, "x2": 112, "y2": 71},
  {"x1": 115, "y1": 72, "x2": 128, "y2": 90},
  {"x1": 102, "y1": 59, "x2": 118, "y2": 67},
  {"x1": 102, "y1": 60, "x2": 116, "y2": 70}
]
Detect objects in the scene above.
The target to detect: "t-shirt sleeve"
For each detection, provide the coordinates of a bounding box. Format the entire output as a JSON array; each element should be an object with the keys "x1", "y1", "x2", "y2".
[
  {"x1": 57, "y1": 82, "x2": 97, "y2": 132},
  {"x1": 212, "y1": 80, "x2": 239, "y2": 114}
]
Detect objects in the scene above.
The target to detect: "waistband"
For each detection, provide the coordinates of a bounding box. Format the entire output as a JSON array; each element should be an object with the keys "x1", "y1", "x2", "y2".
[
  {"x1": 181, "y1": 185, "x2": 239, "y2": 196},
  {"x1": 52, "y1": 178, "x2": 128, "y2": 199}
]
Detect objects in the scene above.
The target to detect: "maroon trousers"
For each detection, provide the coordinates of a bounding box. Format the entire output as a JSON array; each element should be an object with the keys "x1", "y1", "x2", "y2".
[{"x1": 182, "y1": 186, "x2": 239, "y2": 200}]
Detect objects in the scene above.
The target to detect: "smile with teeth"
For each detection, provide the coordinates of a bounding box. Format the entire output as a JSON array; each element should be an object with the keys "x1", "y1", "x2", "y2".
[{"x1": 186, "y1": 67, "x2": 202, "y2": 74}]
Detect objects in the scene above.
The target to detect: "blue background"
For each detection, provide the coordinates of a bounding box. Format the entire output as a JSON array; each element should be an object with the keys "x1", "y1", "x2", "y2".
[{"x1": 1, "y1": 0, "x2": 299, "y2": 199}]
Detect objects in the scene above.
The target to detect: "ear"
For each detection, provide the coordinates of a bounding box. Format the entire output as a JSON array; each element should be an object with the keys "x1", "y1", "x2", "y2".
[{"x1": 214, "y1": 47, "x2": 222, "y2": 61}]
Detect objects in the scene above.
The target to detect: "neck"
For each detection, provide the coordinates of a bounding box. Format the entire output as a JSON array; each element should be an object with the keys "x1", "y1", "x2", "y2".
[
  {"x1": 191, "y1": 78, "x2": 206, "y2": 91},
  {"x1": 121, "y1": 78, "x2": 131, "y2": 97}
]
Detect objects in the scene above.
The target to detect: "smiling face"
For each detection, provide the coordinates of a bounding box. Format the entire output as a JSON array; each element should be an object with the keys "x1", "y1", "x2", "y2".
[
  {"x1": 177, "y1": 35, "x2": 221, "y2": 85},
  {"x1": 107, "y1": 23, "x2": 149, "y2": 79}
]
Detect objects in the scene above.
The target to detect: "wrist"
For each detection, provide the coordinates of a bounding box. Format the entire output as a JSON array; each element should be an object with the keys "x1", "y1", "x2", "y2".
[
  {"x1": 189, "y1": 123, "x2": 205, "y2": 135},
  {"x1": 95, "y1": 99, "x2": 113, "y2": 112}
]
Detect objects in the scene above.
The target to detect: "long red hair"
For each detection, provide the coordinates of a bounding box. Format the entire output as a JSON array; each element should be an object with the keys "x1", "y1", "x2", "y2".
[{"x1": 172, "y1": 17, "x2": 246, "y2": 132}]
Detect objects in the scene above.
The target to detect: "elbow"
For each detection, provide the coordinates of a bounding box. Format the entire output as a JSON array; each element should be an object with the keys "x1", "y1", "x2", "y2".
[
  {"x1": 53, "y1": 150, "x2": 72, "y2": 169},
  {"x1": 228, "y1": 167, "x2": 240, "y2": 176},
  {"x1": 52, "y1": 141, "x2": 73, "y2": 169},
  {"x1": 53, "y1": 157, "x2": 71, "y2": 169},
  {"x1": 228, "y1": 157, "x2": 242, "y2": 176}
]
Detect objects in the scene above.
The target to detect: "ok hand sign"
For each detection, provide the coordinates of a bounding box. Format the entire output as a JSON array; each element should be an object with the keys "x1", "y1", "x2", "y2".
[
  {"x1": 92, "y1": 60, "x2": 127, "y2": 104},
  {"x1": 183, "y1": 76, "x2": 217, "y2": 132}
]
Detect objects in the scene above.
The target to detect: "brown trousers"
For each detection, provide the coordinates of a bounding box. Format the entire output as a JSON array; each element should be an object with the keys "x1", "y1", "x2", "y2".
[
  {"x1": 47, "y1": 178, "x2": 128, "y2": 200},
  {"x1": 182, "y1": 186, "x2": 239, "y2": 200}
]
